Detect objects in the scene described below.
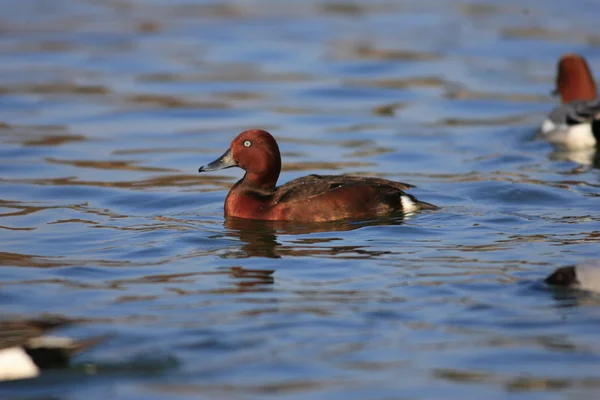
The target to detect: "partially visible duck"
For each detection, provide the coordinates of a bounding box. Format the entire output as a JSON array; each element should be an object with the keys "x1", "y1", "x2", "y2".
[
  {"x1": 0, "y1": 317, "x2": 103, "y2": 381},
  {"x1": 545, "y1": 264, "x2": 600, "y2": 293},
  {"x1": 198, "y1": 129, "x2": 437, "y2": 222},
  {"x1": 540, "y1": 53, "x2": 600, "y2": 150}
]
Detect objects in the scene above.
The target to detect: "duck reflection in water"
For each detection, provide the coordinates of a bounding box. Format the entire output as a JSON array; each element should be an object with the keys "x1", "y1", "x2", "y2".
[
  {"x1": 226, "y1": 266, "x2": 275, "y2": 291},
  {"x1": 547, "y1": 147, "x2": 600, "y2": 171},
  {"x1": 223, "y1": 216, "x2": 406, "y2": 259}
]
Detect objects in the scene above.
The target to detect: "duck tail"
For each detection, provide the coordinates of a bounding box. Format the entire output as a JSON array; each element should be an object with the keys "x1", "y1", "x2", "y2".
[
  {"x1": 400, "y1": 194, "x2": 438, "y2": 213},
  {"x1": 65, "y1": 335, "x2": 109, "y2": 357},
  {"x1": 416, "y1": 200, "x2": 439, "y2": 211}
]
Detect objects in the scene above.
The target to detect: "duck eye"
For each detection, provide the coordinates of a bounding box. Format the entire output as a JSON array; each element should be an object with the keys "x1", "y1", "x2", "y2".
[{"x1": 243, "y1": 140, "x2": 252, "y2": 148}]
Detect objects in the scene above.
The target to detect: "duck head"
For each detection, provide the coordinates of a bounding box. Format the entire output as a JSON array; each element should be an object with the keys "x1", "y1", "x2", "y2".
[
  {"x1": 554, "y1": 53, "x2": 597, "y2": 103},
  {"x1": 199, "y1": 129, "x2": 282, "y2": 190}
]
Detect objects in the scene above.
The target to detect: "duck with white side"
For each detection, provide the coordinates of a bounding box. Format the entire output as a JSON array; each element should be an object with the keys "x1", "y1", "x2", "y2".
[
  {"x1": 545, "y1": 264, "x2": 600, "y2": 293},
  {"x1": 540, "y1": 53, "x2": 600, "y2": 150},
  {"x1": 0, "y1": 318, "x2": 104, "y2": 381}
]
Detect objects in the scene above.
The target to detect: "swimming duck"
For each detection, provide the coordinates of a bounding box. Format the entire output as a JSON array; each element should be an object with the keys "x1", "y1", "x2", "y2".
[
  {"x1": 198, "y1": 129, "x2": 437, "y2": 222},
  {"x1": 0, "y1": 317, "x2": 103, "y2": 381},
  {"x1": 545, "y1": 264, "x2": 600, "y2": 293},
  {"x1": 540, "y1": 53, "x2": 600, "y2": 150}
]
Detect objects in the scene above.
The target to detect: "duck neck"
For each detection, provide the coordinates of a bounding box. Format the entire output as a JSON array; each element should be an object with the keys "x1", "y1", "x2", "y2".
[
  {"x1": 242, "y1": 169, "x2": 279, "y2": 192},
  {"x1": 560, "y1": 80, "x2": 597, "y2": 103}
]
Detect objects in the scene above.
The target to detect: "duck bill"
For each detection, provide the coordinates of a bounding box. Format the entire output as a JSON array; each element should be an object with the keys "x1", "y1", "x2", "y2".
[{"x1": 198, "y1": 149, "x2": 237, "y2": 173}]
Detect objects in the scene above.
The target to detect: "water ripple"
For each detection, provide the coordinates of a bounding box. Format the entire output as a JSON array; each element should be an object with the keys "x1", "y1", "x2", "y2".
[{"x1": 1, "y1": 0, "x2": 600, "y2": 398}]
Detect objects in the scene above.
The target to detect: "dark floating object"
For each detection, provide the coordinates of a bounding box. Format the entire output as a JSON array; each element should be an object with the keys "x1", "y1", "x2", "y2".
[
  {"x1": 545, "y1": 265, "x2": 600, "y2": 293},
  {"x1": 0, "y1": 317, "x2": 104, "y2": 381}
]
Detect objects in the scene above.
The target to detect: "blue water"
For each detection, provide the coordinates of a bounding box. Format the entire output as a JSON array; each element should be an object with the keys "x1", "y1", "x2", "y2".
[{"x1": 1, "y1": 0, "x2": 600, "y2": 399}]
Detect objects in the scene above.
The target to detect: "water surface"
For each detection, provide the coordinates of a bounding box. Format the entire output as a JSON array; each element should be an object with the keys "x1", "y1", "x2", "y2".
[{"x1": 1, "y1": 0, "x2": 600, "y2": 399}]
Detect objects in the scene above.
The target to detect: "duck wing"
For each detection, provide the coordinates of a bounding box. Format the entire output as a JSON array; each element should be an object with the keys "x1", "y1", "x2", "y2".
[
  {"x1": 274, "y1": 174, "x2": 415, "y2": 205},
  {"x1": 548, "y1": 99, "x2": 600, "y2": 125},
  {"x1": 0, "y1": 318, "x2": 70, "y2": 350}
]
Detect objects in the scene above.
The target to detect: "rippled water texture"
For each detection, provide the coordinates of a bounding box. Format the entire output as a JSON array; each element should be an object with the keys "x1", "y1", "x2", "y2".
[{"x1": 1, "y1": 0, "x2": 600, "y2": 399}]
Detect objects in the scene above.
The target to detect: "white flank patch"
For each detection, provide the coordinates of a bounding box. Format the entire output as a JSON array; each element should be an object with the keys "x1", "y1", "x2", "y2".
[
  {"x1": 400, "y1": 196, "x2": 418, "y2": 213},
  {"x1": 0, "y1": 347, "x2": 40, "y2": 381},
  {"x1": 540, "y1": 119, "x2": 597, "y2": 150},
  {"x1": 540, "y1": 118, "x2": 557, "y2": 135},
  {"x1": 574, "y1": 266, "x2": 600, "y2": 294},
  {"x1": 27, "y1": 335, "x2": 73, "y2": 349}
]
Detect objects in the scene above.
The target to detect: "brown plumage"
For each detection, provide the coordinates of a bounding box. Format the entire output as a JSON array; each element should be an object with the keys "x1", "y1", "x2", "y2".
[
  {"x1": 555, "y1": 53, "x2": 597, "y2": 104},
  {"x1": 199, "y1": 130, "x2": 437, "y2": 222}
]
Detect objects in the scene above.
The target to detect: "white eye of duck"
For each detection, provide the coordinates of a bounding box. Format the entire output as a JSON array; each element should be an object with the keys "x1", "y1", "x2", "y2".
[{"x1": 243, "y1": 140, "x2": 252, "y2": 148}]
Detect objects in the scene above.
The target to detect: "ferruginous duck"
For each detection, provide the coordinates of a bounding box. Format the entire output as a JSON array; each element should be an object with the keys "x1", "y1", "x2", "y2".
[
  {"x1": 198, "y1": 129, "x2": 437, "y2": 222},
  {"x1": 541, "y1": 53, "x2": 600, "y2": 150}
]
